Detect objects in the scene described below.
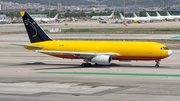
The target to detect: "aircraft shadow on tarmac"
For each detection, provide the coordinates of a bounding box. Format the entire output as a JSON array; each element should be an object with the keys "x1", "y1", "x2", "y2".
[{"x1": 15, "y1": 62, "x2": 169, "y2": 70}]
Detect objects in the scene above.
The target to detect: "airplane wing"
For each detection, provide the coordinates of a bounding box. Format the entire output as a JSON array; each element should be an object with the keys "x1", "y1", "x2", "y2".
[
  {"x1": 39, "y1": 19, "x2": 47, "y2": 23},
  {"x1": 35, "y1": 50, "x2": 118, "y2": 58},
  {"x1": 99, "y1": 17, "x2": 105, "y2": 20}
]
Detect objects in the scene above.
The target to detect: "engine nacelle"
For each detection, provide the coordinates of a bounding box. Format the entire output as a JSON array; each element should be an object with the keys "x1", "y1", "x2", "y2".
[
  {"x1": 134, "y1": 20, "x2": 138, "y2": 23},
  {"x1": 91, "y1": 55, "x2": 112, "y2": 65}
]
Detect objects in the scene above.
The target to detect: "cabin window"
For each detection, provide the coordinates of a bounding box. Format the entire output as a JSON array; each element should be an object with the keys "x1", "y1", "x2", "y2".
[{"x1": 160, "y1": 47, "x2": 169, "y2": 50}]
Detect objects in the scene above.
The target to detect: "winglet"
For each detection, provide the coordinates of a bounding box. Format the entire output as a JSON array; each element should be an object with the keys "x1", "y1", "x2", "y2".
[{"x1": 20, "y1": 12, "x2": 25, "y2": 17}]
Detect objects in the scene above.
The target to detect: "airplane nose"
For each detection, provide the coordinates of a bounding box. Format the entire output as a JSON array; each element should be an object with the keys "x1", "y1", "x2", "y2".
[{"x1": 168, "y1": 50, "x2": 173, "y2": 56}]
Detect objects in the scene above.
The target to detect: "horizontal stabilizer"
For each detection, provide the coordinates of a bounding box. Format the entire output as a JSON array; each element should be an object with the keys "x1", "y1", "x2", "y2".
[
  {"x1": 11, "y1": 44, "x2": 26, "y2": 46},
  {"x1": 12, "y1": 44, "x2": 43, "y2": 50},
  {"x1": 25, "y1": 45, "x2": 43, "y2": 49}
]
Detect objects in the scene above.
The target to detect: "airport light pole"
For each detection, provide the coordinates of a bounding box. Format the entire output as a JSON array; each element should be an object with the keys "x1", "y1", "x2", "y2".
[
  {"x1": 123, "y1": 0, "x2": 126, "y2": 33},
  {"x1": 49, "y1": 0, "x2": 51, "y2": 22}
]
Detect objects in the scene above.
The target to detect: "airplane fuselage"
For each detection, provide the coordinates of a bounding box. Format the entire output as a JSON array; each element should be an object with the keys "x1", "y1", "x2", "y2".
[
  {"x1": 91, "y1": 16, "x2": 112, "y2": 19},
  {"x1": 34, "y1": 18, "x2": 56, "y2": 22},
  {"x1": 145, "y1": 17, "x2": 161, "y2": 21},
  {"x1": 25, "y1": 40, "x2": 170, "y2": 61},
  {"x1": 122, "y1": 17, "x2": 147, "y2": 22},
  {"x1": 168, "y1": 16, "x2": 180, "y2": 19}
]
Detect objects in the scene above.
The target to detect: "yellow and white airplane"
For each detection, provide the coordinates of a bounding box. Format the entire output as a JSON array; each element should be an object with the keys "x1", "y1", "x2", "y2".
[
  {"x1": 91, "y1": 12, "x2": 114, "y2": 20},
  {"x1": 120, "y1": 13, "x2": 147, "y2": 23},
  {"x1": 34, "y1": 13, "x2": 58, "y2": 23},
  {"x1": 20, "y1": 12, "x2": 173, "y2": 67}
]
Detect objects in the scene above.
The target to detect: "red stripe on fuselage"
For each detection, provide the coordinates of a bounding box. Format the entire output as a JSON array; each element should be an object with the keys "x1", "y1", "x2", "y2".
[{"x1": 51, "y1": 55, "x2": 166, "y2": 61}]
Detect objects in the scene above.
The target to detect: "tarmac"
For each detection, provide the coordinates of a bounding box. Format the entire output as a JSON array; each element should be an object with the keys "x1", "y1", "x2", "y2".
[
  {"x1": 2, "y1": 21, "x2": 180, "y2": 32},
  {"x1": 0, "y1": 33, "x2": 180, "y2": 41},
  {"x1": 0, "y1": 36, "x2": 180, "y2": 101},
  {"x1": 0, "y1": 22, "x2": 180, "y2": 101}
]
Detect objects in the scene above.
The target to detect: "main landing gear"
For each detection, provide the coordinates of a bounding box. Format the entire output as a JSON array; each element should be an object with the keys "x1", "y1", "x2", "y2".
[
  {"x1": 155, "y1": 60, "x2": 160, "y2": 67},
  {"x1": 81, "y1": 63, "x2": 91, "y2": 67},
  {"x1": 81, "y1": 59, "x2": 92, "y2": 67}
]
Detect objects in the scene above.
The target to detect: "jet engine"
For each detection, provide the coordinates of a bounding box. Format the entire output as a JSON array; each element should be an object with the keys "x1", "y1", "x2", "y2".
[
  {"x1": 91, "y1": 55, "x2": 112, "y2": 65},
  {"x1": 134, "y1": 20, "x2": 138, "y2": 23}
]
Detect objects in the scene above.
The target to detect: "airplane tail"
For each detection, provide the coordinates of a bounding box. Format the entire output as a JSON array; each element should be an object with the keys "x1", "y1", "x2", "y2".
[
  {"x1": 146, "y1": 12, "x2": 151, "y2": 17},
  {"x1": 110, "y1": 12, "x2": 115, "y2": 17},
  {"x1": 133, "y1": 13, "x2": 137, "y2": 18},
  {"x1": 20, "y1": 12, "x2": 51, "y2": 43},
  {"x1": 54, "y1": 13, "x2": 59, "y2": 19},
  {"x1": 119, "y1": 13, "x2": 124, "y2": 19},
  {"x1": 167, "y1": 11, "x2": 171, "y2": 16},
  {"x1": 156, "y1": 12, "x2": 161, "y2": 16}
]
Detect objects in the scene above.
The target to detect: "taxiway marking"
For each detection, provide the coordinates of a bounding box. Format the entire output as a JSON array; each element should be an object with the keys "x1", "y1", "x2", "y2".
[
  {"x1": 74, "y1": 69, "x2": 83, "y2": 72},
  {"x1": 37, "y1": 72, "x2": 180, "y2": 77}
]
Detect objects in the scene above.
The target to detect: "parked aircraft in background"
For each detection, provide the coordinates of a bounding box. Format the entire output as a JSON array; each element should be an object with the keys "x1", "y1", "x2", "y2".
[
  {"x1": 34, "y1": 14, "x2": 59, "y2": 23},
  {"x1": 0, "y1": 19, "x2": 8, "y2": 24},
  {"x1": 0, "y1": 17, "x2": 10, "y2": 24},
  {"x1": 120, "y1": 13, "x2": 147, "y2": 23},
  {"x1": 146, "y1": 12, "x2": 162, "y2": 21},
  {"x1": 132, "y1": 13, "x2": 149, "y2": 23},
  {"x1": 20, "y1": 11, "x2": 173, "y2": 67},
  {"x1": 57, "y1": 18, "x2": 65, "y2": 23},
  {"x1": 156, "y1": 12, "x2": 172, "y2": 20},
  {"x1": 166, "y1": 11, "x2": 180, "y2": 20},
  {"x1": 91, "y1": 12, "x2": 114, "y2": 20},
  {"x1": 72, "y1": 17, "x2": 78, "y2": 21},
  {"x1": 57, "y1": 17, "x2": 78, "y2": 23},
  {"x1": 64, "y1": 18, "x2": 70, "y2": 21}
]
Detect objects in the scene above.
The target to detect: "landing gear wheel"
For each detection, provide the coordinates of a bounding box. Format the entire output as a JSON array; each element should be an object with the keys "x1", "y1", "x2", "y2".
[
  {"x1": 155, "y1": 64, "x2": 159, "y2": 67},
  {"x1": 81, "y1": 63, "x2": 91, "y2": 67},
  {"x1": 88, "y1": 63, "x2": 92, "y2": 67},
  {"x1": 81, "y1": 63, "x2": 85, "y2": 67},
  {"x1": 155, "y1": 60, "x2": 160, "y2": 68},
  {"x1": 95, "y1": 63, "x2": 98, "y2": 66}
]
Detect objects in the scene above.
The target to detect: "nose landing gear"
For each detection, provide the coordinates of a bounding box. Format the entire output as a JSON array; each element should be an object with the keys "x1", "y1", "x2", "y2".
[{"x1": 155, "y1": 60, "x2": 160, "y2": 67}]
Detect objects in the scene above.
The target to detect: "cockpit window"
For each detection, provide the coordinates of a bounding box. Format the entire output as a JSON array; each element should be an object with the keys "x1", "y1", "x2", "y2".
[{"x1": 160, "y1": 47, "x2": 169, "y2": 50}]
